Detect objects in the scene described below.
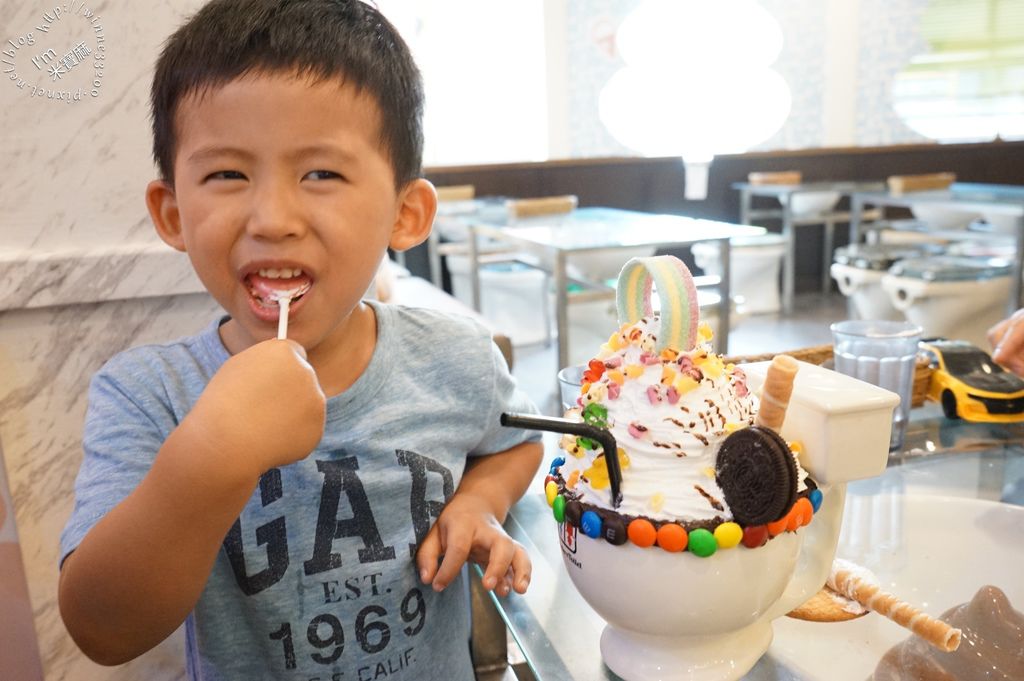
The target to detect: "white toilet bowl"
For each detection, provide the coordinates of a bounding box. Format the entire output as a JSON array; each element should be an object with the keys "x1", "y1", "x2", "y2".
[
  {"x1": 692, "y1": 234, "x2": 787, "y2": 315},
  {"x1": 881, "y1": 256, "x2": 1013, "y2": 349},
  {"x1": 830, "y1": 243, "x2": 943, "y2": 321}
]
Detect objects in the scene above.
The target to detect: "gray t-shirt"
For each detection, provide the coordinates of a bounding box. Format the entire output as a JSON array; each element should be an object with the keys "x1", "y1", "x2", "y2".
[{"x1": 61, "y1": 301, "x2": 540, "y2": 681}]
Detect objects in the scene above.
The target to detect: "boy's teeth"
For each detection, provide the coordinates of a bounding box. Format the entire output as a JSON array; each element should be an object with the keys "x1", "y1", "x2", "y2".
[{"x1": 257, "y1": 267, "x2": 303, "y2": 278}]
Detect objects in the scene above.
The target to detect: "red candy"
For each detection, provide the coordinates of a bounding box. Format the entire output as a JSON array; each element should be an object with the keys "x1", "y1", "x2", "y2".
[
  {"x1": 742, "y1": 525, "x2": 769, "y2": 548},
  {"x1": 583, "y1": 359, "x2": 606, "y2": 384}
]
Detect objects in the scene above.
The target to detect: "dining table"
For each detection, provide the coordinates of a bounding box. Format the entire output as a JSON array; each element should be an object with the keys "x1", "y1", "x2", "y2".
[
  {"x1": 440, "y1": 204, "x2": 764, "y2": 372},
  {"x1": 475, "y1": 402, "x2": 1024, "y2": 680}
]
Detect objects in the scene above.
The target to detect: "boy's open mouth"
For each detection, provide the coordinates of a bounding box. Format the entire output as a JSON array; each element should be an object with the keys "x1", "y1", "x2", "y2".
[{"x1": 245, "y1": 268, "x2": 313, "y2": 309}]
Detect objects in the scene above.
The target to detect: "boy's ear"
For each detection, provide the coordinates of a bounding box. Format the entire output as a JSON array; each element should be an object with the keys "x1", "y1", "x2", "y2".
[
  {"x1": 146, "y1": 179, "x2": 186, "y2": 252},
  {"x1": 389, "y1": 178, "x2": 437, "y2": 252}
]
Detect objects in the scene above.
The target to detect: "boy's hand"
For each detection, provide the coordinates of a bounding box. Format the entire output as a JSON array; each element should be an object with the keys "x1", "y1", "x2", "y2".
[
  {"x1": 184, "y1": 339, "x2": 326, "y2": 477},
  {"x1": 416, "y1": 494, "x2": 531, "y2": 597},
  {"x1": 989, "y1": 308, "x2": 1024, "y2": 377}
]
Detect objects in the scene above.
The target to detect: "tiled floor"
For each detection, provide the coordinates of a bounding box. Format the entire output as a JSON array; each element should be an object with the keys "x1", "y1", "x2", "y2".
[{"x1": 512, "y1": 291, "x2": 851, "y2": 416}]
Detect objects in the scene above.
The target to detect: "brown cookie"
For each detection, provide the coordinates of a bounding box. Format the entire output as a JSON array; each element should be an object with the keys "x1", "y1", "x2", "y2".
[
  {"x1": 715, "y1": 426, "x2": 798, "y2": 526},
  {"x1": 787, "y1": 586, "x2": 868, "y2": 622}
]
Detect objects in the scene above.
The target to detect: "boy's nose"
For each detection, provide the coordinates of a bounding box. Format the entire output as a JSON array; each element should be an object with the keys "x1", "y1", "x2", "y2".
[{"x1": 246, "y1": 186, "x2": 306, "y2": 241}]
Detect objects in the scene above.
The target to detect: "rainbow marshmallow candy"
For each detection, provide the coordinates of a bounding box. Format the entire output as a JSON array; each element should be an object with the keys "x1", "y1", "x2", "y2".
[{"x1": 616, "y1": 256, "x2": 700, "y2": 353}]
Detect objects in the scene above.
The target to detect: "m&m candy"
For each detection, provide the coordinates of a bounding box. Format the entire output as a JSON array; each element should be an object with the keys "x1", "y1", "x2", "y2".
[
  {"x1": 713, "y1": 522, "x2": 743, "y2": 549},
  {"x1": 688, "y1": 528, "x2": 717, "y2": 557},
  {"x1": 627, "y1": 518, "x2": 657, "y2": 548},
  {"x1": 581, "y1": 511, "x2": 602, "y2": 538}
]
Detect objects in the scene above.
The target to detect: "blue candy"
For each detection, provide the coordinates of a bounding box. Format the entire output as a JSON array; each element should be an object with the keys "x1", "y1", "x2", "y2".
[
  {"x1": 549, "y1": 456, "x2": 566, "y2": 475},
  {"x1": 581, "y1": 510, "x2": 602, "y2": 538},
  {"x1": 809, "y1": 489, "x2": 823, "y2": 513}
]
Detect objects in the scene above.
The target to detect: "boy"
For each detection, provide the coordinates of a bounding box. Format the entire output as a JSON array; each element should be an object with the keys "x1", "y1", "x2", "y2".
[{"x1": 57, "y1": 1, "x2": 543, "y2": 679}]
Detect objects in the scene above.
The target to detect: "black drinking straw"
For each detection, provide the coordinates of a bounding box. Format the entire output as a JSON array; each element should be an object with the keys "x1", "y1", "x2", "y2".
[{"x1": 500, "y1": 412, "x2": 622, "y2": 509}]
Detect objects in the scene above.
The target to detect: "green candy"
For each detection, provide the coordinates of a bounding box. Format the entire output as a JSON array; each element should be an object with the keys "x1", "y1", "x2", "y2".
[
  {"x1": 582, "y1": 402, "x2": 609, "y2": 428},
  {"x1": 552, "y1": 495, "x2": 566, "y2": 523},
  {"x1": 688, "y1": 528, "x2": 717, "y2": 558},
  {"x1": 577, "y1": 436, "x2": 598, "y2": 450}
]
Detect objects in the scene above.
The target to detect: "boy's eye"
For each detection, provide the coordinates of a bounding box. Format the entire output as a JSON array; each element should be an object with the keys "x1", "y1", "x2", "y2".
[
  {"x1": 205, "y1": 170, "x2": 246, "y2": 181},
  {"x1": 303, "y1": 170, "x2": 343, "y2": 181}
]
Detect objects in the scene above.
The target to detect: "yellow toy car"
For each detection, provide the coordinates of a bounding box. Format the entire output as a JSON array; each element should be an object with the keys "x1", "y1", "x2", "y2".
[{"x1": 920, "y1": 339, "x2": 1024, "y2": 422}]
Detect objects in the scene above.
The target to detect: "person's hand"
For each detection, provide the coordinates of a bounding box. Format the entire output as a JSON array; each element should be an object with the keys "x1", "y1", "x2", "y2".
[
  {"x1": 183, "y1": 339, "x2": 326, "y2": 476},
  {"x1": 415, "y1": 493, "x2": 531, "y2": 596},
  {"x1": 988, "y1": 308, "x2": 1024, "y2": 377}
]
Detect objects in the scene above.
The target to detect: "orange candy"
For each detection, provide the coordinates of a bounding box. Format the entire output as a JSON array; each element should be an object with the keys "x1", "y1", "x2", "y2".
[
  {"x1": 628, "y1": 518, "x2": 658, "y2": 548},
  {"x1": 656, "y1": 523, "x2": 688, "y2": 553},
  {"x1": 791, "y1": 497, "x2": 814, "y2": 529},
  {"x1": 766, "y1": 515, "x2": 789, "y2": 536}
]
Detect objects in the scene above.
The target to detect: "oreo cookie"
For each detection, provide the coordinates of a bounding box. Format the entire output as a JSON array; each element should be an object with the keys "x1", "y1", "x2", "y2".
[{"x1": 715, "y1": 426, "x2": 798, "y2": 526}]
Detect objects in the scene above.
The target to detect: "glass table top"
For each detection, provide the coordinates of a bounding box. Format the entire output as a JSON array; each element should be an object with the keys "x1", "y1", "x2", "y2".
[
  {"x1": 438, "y1": 205, "x2": 765, "y2": 253},
  {"x1": 491, "y1": 403, "x2": 1024, "y2": 680},
  {"x1": 852, "y1": 182, "x2": 1024, "y2": 216}
]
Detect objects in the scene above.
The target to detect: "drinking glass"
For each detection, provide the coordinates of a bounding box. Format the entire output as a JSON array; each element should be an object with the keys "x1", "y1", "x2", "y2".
[{"x1": 831, "y1": 319, "x2": 922, "y2": 451}]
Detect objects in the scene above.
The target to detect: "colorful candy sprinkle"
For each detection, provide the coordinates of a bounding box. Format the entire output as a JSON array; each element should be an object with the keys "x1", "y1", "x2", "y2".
[
  {"x1": 688, "y1": 528, "x2": 717, "y2": 557},
  {"x1": 809, "y1": 488, "x2": 823, "y2": 512},
  {"x1": 603, "y1": 515, "x2": 627, "y2": 545},
  {"x1": 581, "y1": 510, "x2": 602, "y2": 538},
  {"x1": 742, "y1": 525, "x2": 769, "y2": 548},
  {"x1": 545, "y1": 481, "x2": 558, "y2": 507},
  {"x1": 548, "y1": 457, "x2": 565, "y2": 475},
  {"x1": 713, "y1": 522, "x2": 743, "y2": 549},
  {"x1": 565, "y1": 500, "x2": 582, "y2": 527},
  {"x1": 552, "y1": 495, "x2": 566, "y2": 523},
  {"x1": 766, "y1": 515, "x2": 789, "y2": 537},
  {"x1": 656, "y1": 523, "x2": 688, "y2": 553},
  {"x1": 627, "y1": 518, "x2": 657, "y2": 548},
  {"x1": 583, "y1": 359, "x2": 605, "y2": 383},
  {"x1": 790, "y1": 497, "x2": 813, "y2": 529}
]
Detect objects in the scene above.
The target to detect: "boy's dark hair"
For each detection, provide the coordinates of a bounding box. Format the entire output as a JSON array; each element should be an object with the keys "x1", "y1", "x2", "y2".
[{"x1": 151, "y1": 0, "x2": 424, "y2": 188}]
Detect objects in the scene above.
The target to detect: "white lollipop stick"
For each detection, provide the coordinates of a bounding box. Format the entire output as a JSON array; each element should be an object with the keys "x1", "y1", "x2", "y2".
[
  {"x1": 271, "y1": 284, "x2": 308, "y2": 340},
  {"x1": 277, "y1": 296, "x2": 292, "y2": 340}
]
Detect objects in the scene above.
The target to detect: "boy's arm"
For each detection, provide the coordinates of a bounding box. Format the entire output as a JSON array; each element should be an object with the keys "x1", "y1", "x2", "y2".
[
  {"x1": 59, "y1": 422, "x2": 260, "y2": 665},
  {"x1": 59, "y1": 339, "x2": 325, "y2": 665},
  {"x1": 416, "y1": 439, "x2": 542, "y2": 595}
]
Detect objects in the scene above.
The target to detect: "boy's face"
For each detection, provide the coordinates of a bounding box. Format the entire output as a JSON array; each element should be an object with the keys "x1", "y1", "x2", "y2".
[{"x1": 147, "y1": 72, "x2": 433, "y2": 356}]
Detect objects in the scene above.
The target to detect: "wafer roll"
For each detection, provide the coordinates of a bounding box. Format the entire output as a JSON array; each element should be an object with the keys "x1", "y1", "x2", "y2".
[
  {"x1": 829, "y1": 562, "x2": 962, "y2": 652},
  {"x1": 755, "y1": 355, "x2": 798, "y2": 432}
]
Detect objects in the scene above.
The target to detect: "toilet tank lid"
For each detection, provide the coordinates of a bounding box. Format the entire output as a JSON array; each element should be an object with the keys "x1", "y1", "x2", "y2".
[
  {"x1": 833, "y1": 243, "x2": 943, "y2": 271},
  {"x1": 887, "y1": 255, "x2": 1013, "y2": 282}
]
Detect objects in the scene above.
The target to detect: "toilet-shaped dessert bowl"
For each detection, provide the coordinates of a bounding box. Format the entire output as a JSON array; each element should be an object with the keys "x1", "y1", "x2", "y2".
[{"x1": 509, "y1": 361, "x2": 899, "y2": 681}]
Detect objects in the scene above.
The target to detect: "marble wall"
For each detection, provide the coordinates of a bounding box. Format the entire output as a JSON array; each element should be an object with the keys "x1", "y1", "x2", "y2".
[
  {"x1": 1, "y1": 292, "x2": 224, "y2": 681},
  {"x1": 1, "y1": 0, "x2": 210, "y2": 679}
]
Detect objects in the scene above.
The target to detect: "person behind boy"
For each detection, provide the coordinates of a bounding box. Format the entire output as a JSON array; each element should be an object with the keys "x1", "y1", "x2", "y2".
[{"x1": 58, "y1": 1, "x2": 543, "y2": 679}]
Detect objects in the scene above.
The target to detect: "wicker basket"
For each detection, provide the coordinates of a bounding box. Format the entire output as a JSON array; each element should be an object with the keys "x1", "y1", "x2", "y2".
[{"x1": 724, "y1": 344, "x2": 933, "y2": 408}]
